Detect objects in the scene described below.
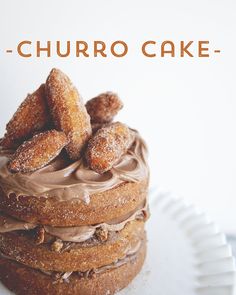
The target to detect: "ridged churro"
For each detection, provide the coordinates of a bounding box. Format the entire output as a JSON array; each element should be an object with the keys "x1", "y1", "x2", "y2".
[
  {"x1": 1, "y1": 84, "x2": 50, "y2": 149},
  {"x1": 86, "y1": 92, "x2": 123, "y2": 123},
  {"x1": 46, "y1": 69, "x2": 92, "y2": 160},
  {"x1": 8, "y1": 130, "x2": 68, "y2": 173},
  {"x1": 85, "y1": 122, "x2": 135, "y2": 174}
]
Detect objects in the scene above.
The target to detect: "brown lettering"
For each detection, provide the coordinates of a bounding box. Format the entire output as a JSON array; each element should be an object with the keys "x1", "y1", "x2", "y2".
[
  {"x1": 142, "y1": 41, "x2": 156, "y2": 57},
  {"x1": 180, "y1": 41, "x2": 193, "y2": 57},
  {"x1": 36, "y1": 41, "x2": 51, "y2": 57},
  {"x1": 198, "y1": 41, "x2": 209, "y2": 57},
  {"x1": 76, "y1": 41, "x2": 89, "y2": 57},
  {"x1": 56, "y1": 41, "x2": 70, "y2": 57},
  {"x1": 161, "y1": 41, "x2": 175, "y2": 57},
  {"x1": 17, "y1": 40, "x2": 32, "y2": 58},
  {"x1": 94, "y1": 41, "x2": 107, "y2": 57},
  {"x1": 111, "y1": 41, "x2": 128, "y2": 57}
]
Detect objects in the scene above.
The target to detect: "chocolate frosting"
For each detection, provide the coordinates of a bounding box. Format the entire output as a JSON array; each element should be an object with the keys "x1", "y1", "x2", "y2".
[
  {"x1": 0, "y1": 132, "x2": 148, "y2": 203},
  {"x1": 0, "y1": 215, "x2": 36, "y2": 233}
]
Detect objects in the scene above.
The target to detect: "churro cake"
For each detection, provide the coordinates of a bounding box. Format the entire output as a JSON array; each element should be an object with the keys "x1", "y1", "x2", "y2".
[{"x1": 0, "y1": 68, "x2": 149, "y2": 295}]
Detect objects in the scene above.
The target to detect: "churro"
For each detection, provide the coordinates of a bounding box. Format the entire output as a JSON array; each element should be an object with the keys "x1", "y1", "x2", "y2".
[
  {"x1": 86, "y1": 92, "x2": 123, "y2": 123},
  {"x1": 1, "y1": 84, "x2": 50, "y2": 149},
  {"x1": 86, "y1": 122, "x2": 134, "y2": 174},
  {"x1": 8, "y1": 130, "x2": 68, "y2": 173},
  {"x1": 46, "y1": 69, "x2": 92, "y2": 160}
]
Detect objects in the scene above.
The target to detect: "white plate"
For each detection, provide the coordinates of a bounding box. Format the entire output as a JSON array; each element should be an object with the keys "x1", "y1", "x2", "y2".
[
  {"x1": 119, "y1": 190, "x2": 236, "y2": 295},
  {"x1": 0, "y1": 190, "x2": 235, "y2": 295}
]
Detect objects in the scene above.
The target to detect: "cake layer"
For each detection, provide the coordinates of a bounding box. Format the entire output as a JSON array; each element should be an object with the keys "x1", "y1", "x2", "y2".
[
  {"x1": 0, "y1": 218, "x2": 146, "y2": 272},
  {"x1": 0, "y1": 180, "x2": 148, "y2": 226},
  {"x1": 0, "y1": 237, "x2": 146, "y2": 295}
]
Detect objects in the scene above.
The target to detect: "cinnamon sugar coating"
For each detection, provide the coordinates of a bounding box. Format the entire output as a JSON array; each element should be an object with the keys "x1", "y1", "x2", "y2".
[
  {"x1": 86, "y1": 92, "x2": 123, "y2": 123},
  {"x1": 8, "y1": 130, "x2": 68, "y2": 173},
  {"x1": 1, "y1": 84, "x2": 50, "y2": 149},
  {"x1": 91, "y1": 122, "x2": 108, "y2": 133},
  {"x1": 46, "y1": 68, "x2": 92, "y2": 160},
  {"x1": 86, "y1": 122, "x2": 135, "y2": 174}
]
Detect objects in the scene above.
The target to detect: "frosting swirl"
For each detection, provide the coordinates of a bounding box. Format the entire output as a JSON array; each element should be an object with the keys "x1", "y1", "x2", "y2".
[{"x1": 0, "y1": 131, "x2": 148, "y2": 203}]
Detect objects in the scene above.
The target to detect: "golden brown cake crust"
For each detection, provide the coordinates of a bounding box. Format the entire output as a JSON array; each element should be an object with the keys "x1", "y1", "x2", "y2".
[
  {"x1": 0, "y1": 179, "x2": 148, "y2": 226},
  {"x1": 0, "y1": 220, "x2": 145, "y2": 272},
  {"x1": 0, "y1": 237, "x2": 146, "y2": 295}
]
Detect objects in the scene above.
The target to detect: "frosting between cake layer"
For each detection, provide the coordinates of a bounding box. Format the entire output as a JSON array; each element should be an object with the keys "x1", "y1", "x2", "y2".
[
  {"x1": 0, "y1": 202, "x2": 148, "y2": 243},
  {"x1": 0, "y1": 239, "x2": 143, "y2": 282},
  {"x1": 0, "y1": 132, "x2": 148, "y2": 202}
]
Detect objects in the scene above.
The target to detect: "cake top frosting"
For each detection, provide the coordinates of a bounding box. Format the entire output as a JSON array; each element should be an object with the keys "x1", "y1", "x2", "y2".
[
  {"x1": 0, "y1": 131, "x2": 148, "y2": 202},
  {"x1": 0, "y1": 68, "x2": 149, "y2": 203}
]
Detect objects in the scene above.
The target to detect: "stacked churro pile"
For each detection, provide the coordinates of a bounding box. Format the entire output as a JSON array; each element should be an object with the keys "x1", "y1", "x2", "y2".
[{"x1": 0, "y1": 69, "x2": 149, "y2": 295}]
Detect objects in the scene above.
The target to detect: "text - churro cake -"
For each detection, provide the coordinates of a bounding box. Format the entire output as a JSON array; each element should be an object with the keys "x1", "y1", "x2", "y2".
[{"x1": 0, "y1": 69, "x2": 149, "y2": 295}]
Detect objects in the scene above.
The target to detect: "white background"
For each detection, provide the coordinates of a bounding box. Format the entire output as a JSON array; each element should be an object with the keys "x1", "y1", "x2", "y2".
[{"x1": 0, "y1": 0, "x2": 235, "y2": 232}]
